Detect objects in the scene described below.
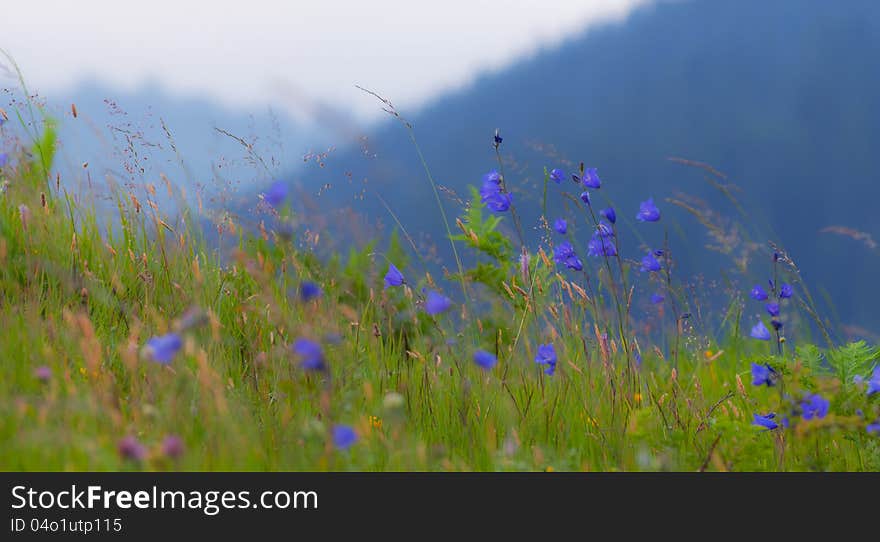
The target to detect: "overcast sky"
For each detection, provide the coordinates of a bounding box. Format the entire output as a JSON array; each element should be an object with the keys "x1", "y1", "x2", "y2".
[{"x1": 2, "y1": 0, "x2": 652, "y2": 124}]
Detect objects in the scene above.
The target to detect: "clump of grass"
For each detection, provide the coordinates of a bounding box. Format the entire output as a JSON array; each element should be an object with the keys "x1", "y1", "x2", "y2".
[{"x1": 1, "y1": 85, "x2": 879, "y2": 472}]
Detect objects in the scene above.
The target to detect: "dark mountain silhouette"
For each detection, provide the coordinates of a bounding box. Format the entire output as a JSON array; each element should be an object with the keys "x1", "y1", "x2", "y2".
[{"x1": 304, "y1": 0, "x2": 880, "y2": 336}]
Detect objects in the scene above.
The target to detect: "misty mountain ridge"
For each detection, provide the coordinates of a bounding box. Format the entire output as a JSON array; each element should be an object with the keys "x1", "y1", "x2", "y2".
[{"x1": 303, "y1": 0, "x2": 880, "y2": 336}]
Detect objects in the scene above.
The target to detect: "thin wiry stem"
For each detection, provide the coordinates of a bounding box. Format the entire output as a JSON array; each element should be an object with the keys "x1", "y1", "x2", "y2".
[
  {"x1": 541, "y1": 168, "x2": 550, "y2": 226},
  {"x1": 769, "y1": 241, "x2": 833, "y2": 348},
  {"x1": 581, "y1": 200, "x2": 635, "y2": 399},
  {"x1": 584, "y1": 202, "x2": 632, "y2": 365},
  {"x1": 771, "y1": 257, "x2": 784, "y2": 356},
  {"x1": 214, "y1": 127, "x2": 273, "y2": 177},
  {"x1": 493, "y1": 146, "x2": 526, "y2": 248},
  {"x1": 610, "y1": 222, "x2": 632, "y2": 320},
  {"x1": 373, "y1": 191, "x2": 430, "y2": 276},
  {"x1": 661, "y1": 230, "x2": 683, "y2": 365},
  {"x1": 356, "y1": 86, "x2": 471, "y2": 308}
]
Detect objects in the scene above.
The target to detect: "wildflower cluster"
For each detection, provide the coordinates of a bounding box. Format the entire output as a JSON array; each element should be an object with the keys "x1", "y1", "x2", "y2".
[
  {"x1": 748, "y1": 277, "x2": 792, "y2": 344},
  {"x1": 455, "y1": 139, "x2": 679, "y2": 390}
]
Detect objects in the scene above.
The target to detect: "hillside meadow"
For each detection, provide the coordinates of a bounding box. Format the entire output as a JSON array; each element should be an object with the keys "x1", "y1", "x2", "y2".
[{"x1": 1, "y1": 97, "x2": 879, "y2": 472}]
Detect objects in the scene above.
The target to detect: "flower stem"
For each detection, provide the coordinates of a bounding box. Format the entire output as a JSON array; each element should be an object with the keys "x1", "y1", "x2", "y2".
[{"x1": 494, "y1": 146, "x2": 526, "y2": 249}]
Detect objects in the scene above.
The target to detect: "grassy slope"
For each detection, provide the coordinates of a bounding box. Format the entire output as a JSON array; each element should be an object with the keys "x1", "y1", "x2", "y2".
[{"x1": 1, "y1": 118, "x2": 879, "y2": 472}]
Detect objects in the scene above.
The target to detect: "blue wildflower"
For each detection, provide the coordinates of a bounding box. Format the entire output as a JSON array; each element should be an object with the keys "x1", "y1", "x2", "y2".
[
  {"x1": 479, "y1": 170, "x2": 511, "y2": 211},
  {"x1": 550, "y1": 168, "x2": 565, "y2": 184},
  {"x1": 751, "y1": 363, "x2": 778, "y2": 386},
  {"x1": 587, "y1": 236, "x2": 617, "y2": 257},
  {"x1": 753, "y1": 412, "x2": 779, "y2": 430},
  {"x1": 534, "y1": 344, "x2": 557, "y2": 376},
  {"x1": 565, "y1": 255, "x2": 583, "y2": 271},
  {"x1": 479, "y1": 177, "x2": 500, "y2": 195},
  {"x1": 425, "y1": 290, "x2": 452, "y2": 315},
  {"x1": 0, "y1": 153, "x2": 7, "y2": 168},
  {"x1": 332, "y1": 425, "x2": 358, "y2": 450},
  {"x1": 750, "y1": 320, "x2": 771, "y2": 341},
  {"x1": 867, "y1": 367, "x2": 880, "y2": 396},
  {"x1": 587, "y1": 225, "x2": 617, "y2": 257},
  {"x1": 580, "y1": 191, "x2": 591, "y2": 206},
  {"x1": 299, "y1": 281, "x2": 322, "y2": 301},
  {"x1": 651, "y1": 293, "x2": 665, "y2": 304},
  {"x1": 553, "y1": 218, "x2": 567, "y2": 235},
  {"x1": 292, "y1": 338, "x2": 326, "y2": 371},
  {"x1": 801, "y1": 394, "x2": 830, "y2": 420},
  {"x1": 494, "y1": 129, "x2": 503, "y2": 146},
  {"x1": 868, "y1": 422, "x2": 880, "y2": 435},
  {"x1": 771, "y1": 320, "x2": 783, "y2": 331},
  {"x1": 640, "y1": 253, "x2": 661, "y2": 272},
  {"x1": 478, "y1": 173, "x2": 512, "y2": 211},
  {"x1": 636, "y1": 198, "x2": 661, "y2": 222},
  {"x1": 553, "y1": 241, "x2": 583, "y2": 271},
  {"x1": 483, "y1": 192, "x2": 513, "y2": 212},
  {"x1": 473, "y1": 350, "x2": 498, "y2": 370},
  {"x1": 582, "y1": 168, "x2": 601, "y2": 189},
  {"x1": 144, "y1": 333, "x2": 183, "y2": 364},
  {"x1": 262, "y1": 180, "x2": 288, "y2": 207},
  {"x1": 765, "y1": 303, "x2": 780, "y2": 317},
  {"x1": 483, "y1": 170, "x2": 502, "y2": 185},
  {"x1": 384, "y1": 263, "x2": 405, "y2": 289},
  {"x1": 750, "y1": 286, "x2": 768, "y2": 301},
  {"x1": 600, "y1": 207, "x2": 616, "y2": 224},
  {"x1": 779, "y1": 283, "x2": 793, "y2": 299}
]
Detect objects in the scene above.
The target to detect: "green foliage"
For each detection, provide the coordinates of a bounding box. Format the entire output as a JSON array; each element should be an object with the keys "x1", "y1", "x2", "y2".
[
  {"x1": 452, "y1": 187, "x2": 513, "y2": 262},
  {"x1": 449, "y1": 186, "x2": 517, "y2": 300},
  {"x1": 799, "y1": 341, "x2": 879, "y2": 385},
  {"x1": 797, "y1": 343, "x2": 824, "y2": 373},
  {"x1": 5, "y1": 115, "x2": 58, "y2": 195},
  {"x1": 342, "y1": 240, "x2": 375, "y2": 302},
  {"x1": 828, "y1": 341, "x2": 879, "y2": 383}
]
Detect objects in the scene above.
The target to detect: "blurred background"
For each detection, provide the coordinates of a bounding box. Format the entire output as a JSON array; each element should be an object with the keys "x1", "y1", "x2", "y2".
[{"x1": 2, "y1": 0, "x2": 879, "y2": 336}]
